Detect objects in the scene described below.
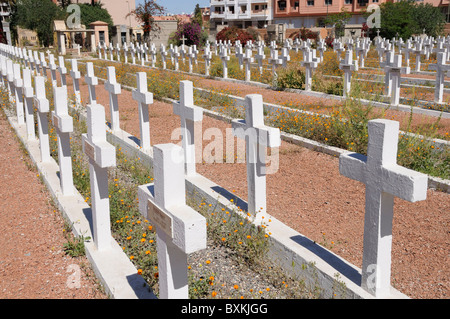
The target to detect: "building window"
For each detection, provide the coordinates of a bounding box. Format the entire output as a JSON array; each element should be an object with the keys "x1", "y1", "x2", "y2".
[
  {"x1": 278, "y1": 1, "x2": 287, "y2": 10},
  {"x1": 372, "y1": 0, "x2": 379, "y2": 2},
  {"x1": 345, "y1": 0, "x2": 353, "y2": 4},
  {"x1": 307, "y1": 0, "x2": 314, "y2": 6},
  {"x1": 357, "y1": 0, "x2": 368, "y2": 5},
  {"x1": 294, "y1": 1, "x2": 299, "y2": 8},
  {"x1": 325, "y1": 0, "x2": 332, "y2": 5}
]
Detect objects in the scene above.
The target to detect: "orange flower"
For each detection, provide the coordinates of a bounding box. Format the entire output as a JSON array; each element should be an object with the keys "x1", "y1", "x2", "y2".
[{"x1": 137, "y1": 269, "x2": 142, "y2": 275}]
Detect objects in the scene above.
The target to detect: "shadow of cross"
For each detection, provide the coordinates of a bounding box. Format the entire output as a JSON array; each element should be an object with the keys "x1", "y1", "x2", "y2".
[
  {"x1": 138, "y1": 144, "x2": 207, "y2": 299},
  {"x1": 82, "y1": 102, "x2": 116, "y2": 252},
  {"x1": 231, "y1": 94, "x2": 281, "y2": 226},
  {"x1": 339, "y1": 119, "x2": 428, "y2": 298}
]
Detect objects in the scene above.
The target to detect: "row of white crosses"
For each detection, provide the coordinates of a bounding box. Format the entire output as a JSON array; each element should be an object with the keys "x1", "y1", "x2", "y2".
[{"x1": 1, "y1": 44, "x2": 432, "y2": 299}]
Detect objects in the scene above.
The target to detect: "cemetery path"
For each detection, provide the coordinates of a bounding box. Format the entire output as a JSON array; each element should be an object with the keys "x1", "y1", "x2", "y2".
[
  {"x1": 0, "y1": 108, "x2": 107, "y2": 299},
  {"x1": 66, "y1": 72, "x2": 449, "y2": 299}
]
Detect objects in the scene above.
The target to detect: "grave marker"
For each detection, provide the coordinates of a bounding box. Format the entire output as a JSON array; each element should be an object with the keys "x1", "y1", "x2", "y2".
[
  {"x1": 173, "y1": 81, "x2": 203, "y2": 176},
  {"x1": 243, "y1": 47, "x2": 254, "y2": 82},
  {"x1": 70, "y1": 59, "x2": 82, "y2": 106},
  {"x1": 22, "y1": 67, "x2": 35, "y2": 140},
  {"x1": 387, "y1": 54, "x2": 410, "y2": 106},
  {"x1": 429, "y1": 52, "x2": 450, "y2": 104},
  {"x1": 131, "y1": 72, "x2": 153, "y2": 151},
  {"x1": 339, "y1": 50, "x2": 358, "y2": 98},
  {"x1": 51, "y1": 86, "x2": 74, "y2": 196},
  {"x1": 85, "y1": 62, "x2": 98, "y2": 104},
  {"x1": 13, "y1": 63, "x2": 24, "y2": 125},
  {"x1": 219, "y1": 46, "x2": 230, "y2": 79},
  {"x1": 232, "y1": 95, "x2": 281, "y2": 224},
  {"x1": 339, "y1": 119, "x2": 428, "y2": 297},
  {"x1": 138, "y1": 143, "x2": 207, "y2": 299},
  {"x1": 301, "y1": 49, "x2": 318, "y2": 91},
  {"x1": 82, "y1": 102, "x2": 116, "y2": 251},
  {"x1": 104, "y1": 66, "x2": 122, "y2": 131},
  {"x1": 33, "y1": 76, "x2": 51, "y2": 163},
  {"x1": 58, "y1": 56, "x2": 67, "y2": 87}
]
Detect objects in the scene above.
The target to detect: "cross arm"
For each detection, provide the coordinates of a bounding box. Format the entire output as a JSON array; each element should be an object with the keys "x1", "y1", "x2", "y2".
[
  {"x1": 82, "y1": 134, "x2": 116, "y2": 168},
  {"x1": 339, "y1": 152, "x2": 367, "y2": 184},
  {"x1": 138, "y1": 184, "x2": 207, "y2": 254},
  {"x1": 380, "y1": 165, "x2": 428, "y2": 202},
  {"x1": 173, "y1": 102, "x2": 203, "y2": 122},
  {"x1": 34, "y1": 96, "x2": 49, "y2": 113},
  {"x1": 132, "y1": 89, "x2": 153, "y2": 105},
  {"x1": 105, "y1": 81, "x2": 121, "y2": 95},
  {"x1": 51, "y1": 111, "x2": 73, "y2": 133}
]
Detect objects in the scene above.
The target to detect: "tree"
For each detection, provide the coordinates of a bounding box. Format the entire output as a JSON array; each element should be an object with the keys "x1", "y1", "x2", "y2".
[
  {"x1": 192, "y1": 4, "x2": 203, "y2": 27},
  {"x1": 11, "y1": 0, "x2": 66, "y2": 46},
  {"x1": 323, "y1": 8, "x2": 353, "y2": 38},
  {"x1": 169, "y1": 21, "x2": 208, "y2": 47},
  {"x1": 364, "y1": 0, "x2": 445, "y2": 39},
  {"x1": 78, "y1": 2, "x2": 114, "y2": 34},
  {"x1": 127, "y1": 0, "x2": 165, "y2": 43}
]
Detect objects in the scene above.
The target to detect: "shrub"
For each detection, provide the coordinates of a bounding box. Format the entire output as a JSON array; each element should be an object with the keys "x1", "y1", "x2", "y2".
[
  {"x1": 276, "y1": 66, "x2": 305, "y2": 90},
  {"x1": 169, "y1": 22, "x2": 208, "y2": 47},
  {"x1": 216, "y1": 27, "x2": 254, "y2": 46}
]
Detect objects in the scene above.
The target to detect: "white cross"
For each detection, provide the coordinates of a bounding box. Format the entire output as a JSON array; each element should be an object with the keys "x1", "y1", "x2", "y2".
[
  {"x1": 6, "y1": 59, "x2": 14, "y2": 99},
  {"x1": 160, "y1": 44, "x2": 168, "y2": 69},
  {"x1": 255, "y1": 45, "x2": 265, "y2": 75},
  {"x1": 138, "y1": 143, "x2": 207, "y2": 299},
  {"x1": 12, "y1": 63, "x2": 25, "y2": 125},
  {"x1": 104, "y1": 66, "x2": 122, "y2": 131},
  {"x1": 84, "y1": 62, "x2": 98, "y2": 105},
  {"x1": 58, "y1": 56, "x2": 67, "y2": 87},
  {"x1": 429, "y1": 52, "x2": 450, "y2": 104},
  {"x1": 33, "y1": 76, "x2": 51, "y2": 163},
  {"x1": 268, "y1": 49, "x2": 282, "y2": 77},
  {"x1": 402, "y1": 39, "x2": 413, "y2": 68},
  {"x1": 150, "y1": 43, "x2": 157, "y2": 68},
  {"x1": 339, "y1": 119, "x2": 427, "y2": 297},
  {"x1": 355, "y1": 40, "x2": 366, "y2": 68},
  {"x1": 301, "y1": 48, "x2": 318, "y2": 91},
  {"x1": 70, "y1": 59, "x2": 82, "y2": 106},
  {"x1": 202, "y1": 45, "x2": 212, "y2": 76},
  {"x1": 235, "y1": 44, "x2": 244, "y2": 70},
  {"x1": 280, "y1": 47, "x2": 290, "y2": 68},
  {"x1": 39, "y1": 52, "x2": 48, "y2": 79},
  {"x1": 81, "y1": 102, "x2": 116, "y2": 251},
  {"x1": 173, "y1": 80, "x2": 203, "y2": 175},
  {"x1": 412, "y1": 40, "x2": 423, "y2": 72},
  {"x1": 386, "y1": 54, "x2": 410, "y2": 106},
  {"x1": 48, "y1": 54, "x2": 58, "y2": 89},
  {"x1": 33, "y1": 51, "x2": 41, "y2": 75},
  {"x1": 22, "y1": 67, "x2": 35, "y2": 140},
  {"x1": 231, "y1": 94, "x2": 281, "y2": 225},
  {"x1": 187, "y1": 46, "x2": 194, "y2": 73},
  {"x1": 132, "y1": 72, "x2": 153, "y2": 151},
  {"x1": 243, "y1": 47, "x2": 254, "y2": 82},
  {"x1": 219, "y1": 45, "x2": 230, "y2": 79},
  {"x1": 339, "y1": 50, "x2": 358, "y2": 98},
  {"x1": 380, "y1": 50, "x2": 395, "y2": 97},
  {"x1": 172, "y1": 46, "x2": 180, "y2": 71},
  {"x1": 51, "y1": 86, "x2": 74, "y2": 196},
  {"x1": 123, "y1": 43, "x2": 129, "y2": 64},
  {"x1": 317, "y1": 39, "x2": 326, "y2": 63},
  {"x1": 179, "y1": 44, "x2": 186, "y2": 63}
]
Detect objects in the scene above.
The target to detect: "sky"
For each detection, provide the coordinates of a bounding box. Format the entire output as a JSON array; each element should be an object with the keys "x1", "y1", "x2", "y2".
[{"x1": 136, "y1": 0, "x2": 210, "y2": 15}]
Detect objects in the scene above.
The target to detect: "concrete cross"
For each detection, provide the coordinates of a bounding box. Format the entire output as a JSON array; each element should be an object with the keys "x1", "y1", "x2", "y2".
[
  {"x1": 173, "y1": 80, "x2": 203, "y2": 176},
  {"x1": 172, "y1": 46, "x2": 180, "y2": 71},
  {"x1": 70, "y1": 59, "x2": 82, "y2": 106},
  {"x1": 58, "y1": 56, "x2": 67, "y2": 87},
  {"x1": 169, "y1": 44, "x2": 175, "y2": 64},
  {"x1": 293, "y1": 38, "x2": 301, "y2": 53},
  {"x1": 39, "y1": 52, "x2": 48, "y2": 79},
  {"x1": 402, "y1": 39, "x2": 413, "y2": 68},
  {"x1": 22, "y1": 68, "x2": 35, "y2": 140},
  {"x1": 33, "y1": 76, "x2": 51, "y2": 163},
  {"x1": 339, "y1": 50, "x2": 358, "y2": 98},
  {"x1": 380, "y1": 49, "x2": 395, "y2": 97},
  {"x1": 339, "y1": 119, "x2": 428, "y2": 297},
  {"x1": 123, "y1": 42, "x2": 129, "y2": 64},
  {"x1": 82, "y1": 102, "x2": 116, "y2": 251},
  {"x1": 48, "y1": 54, "x2": 58, "y2": 89},
  {"x1": 115, "y1": 43, "x2": 121, "y2": 62},
  {"x1": 334, "y1": 40, "x2": 345, "y2": 59},
  {"x1": 280, "y1": 47, "x2": 290, "y2": 68},
  {"x1": 429, "y1": 52, "x2": 450, "y2": 104},
  {"x1": 12, "y1": 63, "x2": 25, "y2": 125},
  {"x1": 160, "y1": 44, "x2": 168, "y2": 69},
  {"x1": 130, "y1": 43, "x2": 136, "y2": 64},
  {"x1": 150, "y1": 43, "x2": 157, "y2": 68},
  {"x1": 255, "y1": 45, "x2": 266, "y2": 75},
  {"x1": 6, "y1": 59, "x2": 14, "y2": 99},
  {"x1": 235, "y1": 44, "x2": 244, "y2": 70},
  {"x1": 376, "y1": 40, "x2": 385, "y2": 63},
  {"x1": 301, "y1": 48, "x2": 319, "y2": 91},
  {"x1": 109, "y1": 42, "x2": 114, "y2": 61},
  {"x1": 97, "y1": 44, "x2": 103, "y2": 60},
  {"x1": 412, "y1": 40, "x2": 423, "y2": 72},
  {"x1": 231, "y1": 94, "x2": 281, "y2": 225},
  {"x1": 317, "y1": 39, "x2": 326, "y2": 63},
  {"x1": 138, "y1": 143, "x2": 207, "y2": 299},
  {"x1": 104, "y1": 66, "x2": 122, "y2": 131},
  {"x1": 33, "y1": 51, "x2": 41, "y2": 76},
  {"x1": 84, "y1": 62, "x2": 98, "y2": 105},
  {"x1": 27, "y1": 49, "x2": 35, "y2": 75},
  {"x1": 203, "y1": 45, "x2": 212, "y2": 76},
  {"x1": 355, "y1": 40, "x2": 367, "y2": 68},
  {"x1": 387, "y1": 54, "x2": 410, "y2": 106},
  {"x1": 219, "y1": 45, "x2": 230, "y2": 79},
  {"x1": 268, "y1": 49, "x2": 282, "y2": 77},
  {"x1": 187, "y1": 46, "x2": 195, "y2": 73},
  {"x1": 51, "y1": 86, "x2": 74, "y2": 196},
  {"x1": 132, "y1": 72, "x2": 154, "y2": 151},
  {"x1": 243, "y1": 47, "x2": 254, "y2": 82},
  {"x1": 179, "y1": 44, "x2": 186, "y2": 63}
]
